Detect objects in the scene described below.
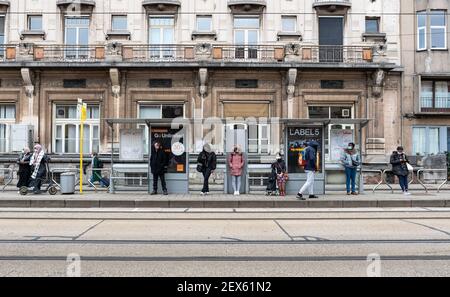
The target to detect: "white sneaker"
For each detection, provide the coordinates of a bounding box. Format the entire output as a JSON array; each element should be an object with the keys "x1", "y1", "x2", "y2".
[
  {"x1": 404, "y1": 192, "x2": 411, "y2": 196},
  {"x1": 233, "y1": 191, "x2": 238, "y2": 196},
  {"x1": 200, "y1": 192, "x2": 205, "y2": 196},
  {"x1": 236, "y1": 192, "x2": 240, "y2": 196}
]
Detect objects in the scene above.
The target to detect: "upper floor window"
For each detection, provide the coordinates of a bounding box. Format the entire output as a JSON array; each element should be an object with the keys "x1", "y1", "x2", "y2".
[
  {"x1": 196, "y1": 15, "x2": 212, "y2": 32},
  {"x1": 281, "y1": 16, "x2": 297, "y2": 32},
  {"x1": 430, "y1": 10, "x2": 446, "y2": 49},
  {"x1": 420, "y1": 80, "x2": 450, "y2": 110},
  {"x1": 365, "y1": 17, "x2": 380, "y2": 33},
  {"x1": 0, "y1": 15, "x2": 5, "y2": 46},
  {"x1": 417, "y1": 11, "x2": 427, "y2": 50},
  {"x1": 112, "y1": 15, "x2": 127, "y2": 31},
  {"x1": 28, "y1": 15, "x2": 42, "y2": 31}
]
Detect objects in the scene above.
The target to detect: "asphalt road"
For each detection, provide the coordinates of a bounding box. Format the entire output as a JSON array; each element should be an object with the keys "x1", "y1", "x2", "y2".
[{"x1": 1, "y1": 208, "x2": 450, "y2": 277}]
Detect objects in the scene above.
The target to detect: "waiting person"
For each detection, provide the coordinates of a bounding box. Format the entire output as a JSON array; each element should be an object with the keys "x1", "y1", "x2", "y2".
[
  {"x1": 16, "y1": 147, "x2": 32, "y2": 190},
  {"x1": 197, "y1": 143, "x2": 216, "y2": 196},
  {"x1": 89, "y1": 152, "x2": 109, "y2": 188},
  {"x1": 390, "y1": 146, "x2": 411, "y2": 195},
  {"x1": 150, "y1": 141, "x2": 168, "y2": 195},
  {"x1": 29, "y1": 144, "x2": 50, "y2": 194},
  {"x1": 296, "y1": 141, "x2": 319, "y2": 200},
  {"x1": 272, "y1": 153, "x2": 287, "y2": 196},
  {"x1": 229, "y1": 145, "x2": 245, "y2": 196},
  {"x1": 341, "y1": 142, "x2": 360, "y2": 195}
]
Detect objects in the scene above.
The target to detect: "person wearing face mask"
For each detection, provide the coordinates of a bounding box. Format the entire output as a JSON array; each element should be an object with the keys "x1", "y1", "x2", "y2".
[
  {"x1": 197, "y1": 143, "x2": 217, "y2": 196},
  {"x1": 16, "y1": 147, "x2": 32, "y2": 190},
  {"x1": 272, "y1": 153, "x2": 287, "y2": 196},
  {"x1": 390, "y1": 146, "x2": 411, "y2": 195},
  {"x1": 340, "y1": 142, "x2": 360, "y2": 195},
  {"x1": 229, "y1": 145, "x2": 245, "y2": 196}
]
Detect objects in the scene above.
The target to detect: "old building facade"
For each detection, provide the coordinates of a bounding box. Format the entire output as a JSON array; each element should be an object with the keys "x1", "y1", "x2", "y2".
[
  {"x1": 0, "y1": 0, "x2": 404, "y2": 189},
  {"x1": 401, "y1": 0, "x2": 450, "y2": 157}
]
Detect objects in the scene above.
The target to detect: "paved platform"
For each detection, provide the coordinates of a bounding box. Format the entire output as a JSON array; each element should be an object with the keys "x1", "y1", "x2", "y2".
[{"x1": 0, "y1": 189, "x2": 449, "y2": 208}]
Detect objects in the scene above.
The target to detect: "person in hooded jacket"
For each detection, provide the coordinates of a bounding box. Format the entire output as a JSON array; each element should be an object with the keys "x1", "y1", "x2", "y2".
[
  {"x1": 390, "y1": 146, "x2": 411, "y2": 195},
  {"x1": 340, "y1": 142, "x2": 360, "y2": 195},
  {"x1": 296, "y1": 141, "x2": 319, "y2": 200},
  {"x1": 197, "y1": 143, "x2": 216, "y2": 195}
]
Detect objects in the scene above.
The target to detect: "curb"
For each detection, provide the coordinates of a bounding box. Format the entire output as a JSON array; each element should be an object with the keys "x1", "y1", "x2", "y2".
[{"x1": 0, "y1": 199, "x2": 449, "y2": 208}]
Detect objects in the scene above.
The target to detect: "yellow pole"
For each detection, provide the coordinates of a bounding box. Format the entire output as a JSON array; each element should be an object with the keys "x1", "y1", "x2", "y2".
[
  {"x1": 80, "y1": 122, "x2": 84, "y2": 194},
  {"x1": 79, "y1": 103, "x2": 87, "y2": 194}
]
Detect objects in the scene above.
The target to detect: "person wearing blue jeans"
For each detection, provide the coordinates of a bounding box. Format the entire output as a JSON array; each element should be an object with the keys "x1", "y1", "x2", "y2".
[{"x1": 341, "y1": 143, "x2": 360, "y2": 195}]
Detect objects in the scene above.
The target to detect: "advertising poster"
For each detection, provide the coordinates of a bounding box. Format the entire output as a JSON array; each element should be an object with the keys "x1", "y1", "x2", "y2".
[
  {"x1": 151, "y1": 127, "x2": 186, "y2": 173},
  {"x1": 119, "y1": 129, "x2": 145, "y2": 161},
  {"x1": 330, "y1": 129, "x2": 354, "y2": 161},
  {"x1": 287, "y1": 126, "x2": 323, "y2": 174}
]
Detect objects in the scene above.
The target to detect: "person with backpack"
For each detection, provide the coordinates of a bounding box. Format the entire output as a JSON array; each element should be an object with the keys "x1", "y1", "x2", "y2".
[
  {"x1": 197, "y1": 143, "x2": 216, "y2": 196},
  {"x1": 150, "y1": 141, "x2": 169, "y2": 195},
  {"x1": 229, "y1": 145, "x2": 245, "y2": 196},
  {"x1": 296, "y1": 141, "x2": 319, "y2": 200},
  {"x1": 340, "y1": 142, "x2": 360, "y2": 195},
  {"x1": 89, "y1": 152, "x2": 109, "y2": 188}
]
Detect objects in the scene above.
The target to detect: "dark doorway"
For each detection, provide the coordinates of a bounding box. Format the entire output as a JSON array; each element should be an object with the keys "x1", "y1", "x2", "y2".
[{"x1": 319, "y1": 17, "x2": 344, "y2": 62}]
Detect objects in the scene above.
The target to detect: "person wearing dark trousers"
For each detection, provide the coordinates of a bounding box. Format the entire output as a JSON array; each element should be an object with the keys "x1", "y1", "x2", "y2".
[
  {"x1": 197, "y1": 143, "x2": 216, "y2": 196},
  {"x1": 150, "y1": 141, "x2": 168, "y2": 195},
  {"x1": 296, "y1": 141, "x2": 320, "y2": 200},
  {"x1": 390, "y1": 146, "x2": 411, "y2": 196},
  {"x1": 29, "y1": 144, "x2": 50, "y2": 194},
  {"x1": 16, "y1": 147, "x2": 32, "y2": 190}
]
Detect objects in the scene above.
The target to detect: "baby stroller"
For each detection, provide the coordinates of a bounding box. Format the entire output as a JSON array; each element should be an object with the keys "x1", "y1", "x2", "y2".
[
  {"x1": 19, "y1": 163, "x2": 58, "y2": 195},
  {"x1": 265, "y1": 168, "x2": 280, "y2": 196}
]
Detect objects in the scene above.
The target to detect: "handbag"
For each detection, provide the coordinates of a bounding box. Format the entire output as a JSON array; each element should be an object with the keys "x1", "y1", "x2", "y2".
[
  {"x1": 406, "y1": 162, "x2": 413, "y2": 172},
  {"x1": 196, "y1": 162, "x2": 203, "y2": 173}
]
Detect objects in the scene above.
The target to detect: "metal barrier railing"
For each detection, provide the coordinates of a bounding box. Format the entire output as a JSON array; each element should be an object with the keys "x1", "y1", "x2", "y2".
[
  {"x1": 416, "y1": 169, "x2": 448, "y2": 193},
  {"x1": 363, "y1": 169, "x2": 417, "y2": 193},
  {"x1": 86, "y1": 168, "x2": 112, "y2": 192},
  {"x1": 1, "y1": 167, "x2": 14, "y2": 192}
]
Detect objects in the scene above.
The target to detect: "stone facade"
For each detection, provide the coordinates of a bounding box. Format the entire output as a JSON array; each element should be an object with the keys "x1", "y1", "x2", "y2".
[{"x1": 0, "y1": 0, "x2": 407, "y2": 187}]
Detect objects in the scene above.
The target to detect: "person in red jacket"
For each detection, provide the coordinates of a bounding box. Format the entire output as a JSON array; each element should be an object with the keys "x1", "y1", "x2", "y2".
[{"x1": 229, "y1": 145, "x2": 245, "y2": 196}]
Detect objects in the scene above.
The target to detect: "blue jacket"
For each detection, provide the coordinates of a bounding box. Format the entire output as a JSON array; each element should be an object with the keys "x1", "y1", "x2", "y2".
[{"x1": 304, "y1": 142, "x2": 318, "y2": 171}]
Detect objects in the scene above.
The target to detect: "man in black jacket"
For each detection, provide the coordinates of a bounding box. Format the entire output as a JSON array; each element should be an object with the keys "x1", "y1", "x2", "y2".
[
  {"x1": 150, "y1": 141, "x2": 168, "y2": 195},
  {"x1": 297, "y1": 141, "x2": 319, "y2": 200}
]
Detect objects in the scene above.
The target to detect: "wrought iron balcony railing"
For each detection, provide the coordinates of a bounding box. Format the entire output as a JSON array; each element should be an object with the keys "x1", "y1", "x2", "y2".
[
  {"x1": 0, "y1": 43, "x2": 376, "y2": 65},
  {"x1": 420, "y1": 96, "x2": 450, "y2": 112}
]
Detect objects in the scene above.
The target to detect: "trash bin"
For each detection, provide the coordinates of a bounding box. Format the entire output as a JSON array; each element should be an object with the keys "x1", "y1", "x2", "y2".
[{"x1": 60, "y1": 172, "x2": 76, "y2": 194}]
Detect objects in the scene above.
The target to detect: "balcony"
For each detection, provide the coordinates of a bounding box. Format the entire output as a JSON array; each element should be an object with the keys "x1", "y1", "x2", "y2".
[
  {"x1": 0, "y1": 43, "x2": 392, "y2": 69},
  {"x1": 420, "y1": 96, "x2": 450, "y2": 113},
  {"x1": 313, "y1": 0, "x2": 351, "y2": 14}
]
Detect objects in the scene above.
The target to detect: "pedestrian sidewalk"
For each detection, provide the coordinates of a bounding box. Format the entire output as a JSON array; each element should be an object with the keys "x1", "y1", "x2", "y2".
[{"x1": 0, "y1": 187, "x2": 449, "y2": 208}]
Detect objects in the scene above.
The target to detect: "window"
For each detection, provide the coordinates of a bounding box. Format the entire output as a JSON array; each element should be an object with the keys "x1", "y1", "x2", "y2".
[
  {"x1": 149, "y1": 17, "x2": 175, "y2": 58},
  {"x1": 365, "y1": 17, "x2": 380, "y2": 33},
  {"x1": 28, "y1": 15, "x2": 42, "y2": 31},
  {"x1": 282, "y1": 16, "x2": 297, "y2": 32},
  {"x1": 234, "y1": 17, "x2": 260, "y2": 59},
  {"x1": 308, "y1": 105, "x2": 354, "y2": 161},
  {"x1": 53, "y1": 104, "x2": 100, "y2": 154},
  {"x1": 0, "y1": 16, "x2": 5, "y2": 56},
  {"x1": 430, "y1": 10, "x2": 446, "y2": 49},
  {"x1": 420, "y1": 80, "x2": 450, "y2": 110},
  {"x1": 138, "y1": 104, "x2": 184, "y2": 153},
  {"x1": 0, "y1": 104, "x2": 16, "y2": 152},
  {"x1": 112, "y1": 15, "x2": 127, "y2": 31},
  {"x1": 417, "y1": 11, "x2": 427, "y2": 50},
  {"x1": 413, "y1": 127, "x2": 442, "y2": 155},
  {"x1": 65, "y1": 17, "x2": 90, "y2": 59},
  {"x1": 196, "y1": 16, "x2": 212, "y2": 32},
  {"x1": 248, "y1": 124, "x2": 269, "y2": 154}
]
